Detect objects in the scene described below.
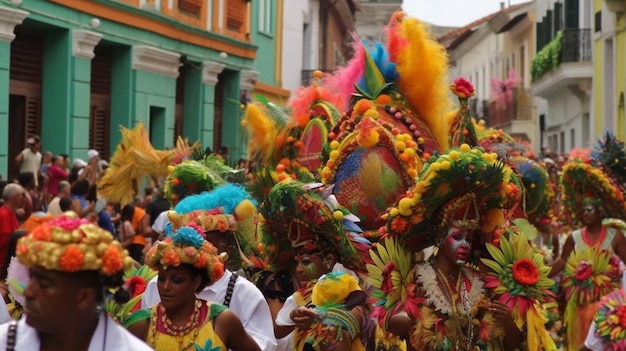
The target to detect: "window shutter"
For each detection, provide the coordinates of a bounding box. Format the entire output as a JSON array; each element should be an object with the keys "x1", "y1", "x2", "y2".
[
  {"x1": 227, "y1": 0, "x2": 246, "y2": 33},
  {"x1": 565, "y1": 0, "x2": 579, "y2": 29},
  {"x1": 90, "y1": 46, "x2": 112, "y2": 160},
  {"x1": 89, "y1": 103, "x2": 110, "y2": 160},
  {"x1": 213, "y1": 78, "x2": 224, "y2": 152}
]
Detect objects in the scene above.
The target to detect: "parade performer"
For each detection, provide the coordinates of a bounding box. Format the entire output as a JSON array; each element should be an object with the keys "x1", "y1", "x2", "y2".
[
  {"x1": 0, "y1": 213, "x2": 152, "y2": 351},
  {"x1": 125, "y1": 225, "x2": 260, "y2": 351},
  {"x1": 550, "y1": 158, "x2": 626, "y2": 351},
  {"x1": 368, "y1": 142, "x2": 533, "y2": 350},
  {"x1": 141, "y1": 179, "x2": 277, "y2": 351},
  {"x1": 255, "y1": 178, "x2": 373, "y2": 351}
]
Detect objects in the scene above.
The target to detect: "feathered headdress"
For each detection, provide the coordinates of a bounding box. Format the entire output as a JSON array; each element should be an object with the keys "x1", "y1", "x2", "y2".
[
  {"x1": 383, "y1": 143, "x2": 521, "y2": 251},
  {"x1": 508, "y1": 156, "x2": 555, "y2": 224},
  {"x1": 559, "y1": 160, "x2": 626, "y2": 228},
  {"x1": 256, "y1": 179, "x2": 372, "y2": 273},
  {"x1": 592, "y1": 131, "x2": 626, "y2": 186}
]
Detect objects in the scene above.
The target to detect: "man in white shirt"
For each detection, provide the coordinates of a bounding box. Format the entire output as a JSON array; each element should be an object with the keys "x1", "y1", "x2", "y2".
[
  {"x1": 0, "y1": 213, "x2": 152, "y2": 351},
  {"x1": 14, "y1": 136, "x2": 42, "y2": 187}
]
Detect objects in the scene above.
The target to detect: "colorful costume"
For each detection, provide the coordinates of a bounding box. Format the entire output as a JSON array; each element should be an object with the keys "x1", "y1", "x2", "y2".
[
  {"x1": 146, "y1": 301, "x2": 227, "y2": 351},
  {"x1": 559, "y1": 159, "x2": 626, "y2": 350}
]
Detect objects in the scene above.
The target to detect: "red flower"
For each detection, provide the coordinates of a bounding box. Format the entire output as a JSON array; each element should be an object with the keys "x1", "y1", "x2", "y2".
[
  {"x1": 512, "y1": 258, "x2": 540, "y2": 285},
  {"x1": 126, "y1": 276, "x2": 148, "y2": 297},
  {"x1": 59, "y1": 245, "x2": 85, "y2": 272},
  {"x1": 451, "y1": 77, "x2": 476, "y2": 98},
  {"x1": 574, "y1": 261, "x2": 593, "y2": 281}
]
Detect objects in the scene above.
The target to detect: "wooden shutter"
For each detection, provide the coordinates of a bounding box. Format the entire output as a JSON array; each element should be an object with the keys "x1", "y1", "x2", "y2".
[
  {"x1": 90, "y1": 46, "x2": 112, "y2": 160},
  {"x1": 564, "y1": 0, "x2": 579, "y2": 29},
  {"x1": 227, "y1": 0, "x2": 246, "y2": 33},
  {"x1": 89, "y1": 102, "x2": 110, "y2": 159}
]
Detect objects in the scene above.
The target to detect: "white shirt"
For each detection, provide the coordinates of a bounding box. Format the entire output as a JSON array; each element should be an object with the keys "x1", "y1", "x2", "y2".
[
  {"x1": 0, "y1": 301, "x2": 9, "y2": 324},
  {"x1": 151, "y1": 211, "x2": 170, "y2": 236},
  {"x1": 0, "y1": 313, "x2": 152, "y2": 351},
  {"x1": 19, "y1": 148, "x2": 42, "y2": 186},
  {"x1": 143, "y1": 269, "x2": 277, "y2": 351}
]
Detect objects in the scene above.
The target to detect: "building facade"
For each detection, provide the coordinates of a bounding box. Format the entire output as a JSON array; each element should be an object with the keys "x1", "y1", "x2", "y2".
[
  {"x1": 0, "y1": 0, "x2": 285, "y2": 180},
  {"x1": 531, "y1": 0, "x2": 593, "y2": 153},
  {"x1": 440, "y1": 1, "x2": 540, "y2": 151},
  {"x1": 595, "y1": 0, "x2": 626, "y2": 139}
]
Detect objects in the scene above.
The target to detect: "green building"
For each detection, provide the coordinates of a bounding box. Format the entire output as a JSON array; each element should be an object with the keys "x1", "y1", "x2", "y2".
[{"x1": 0, "y1": 0, "x2": 287, "y2": 180}]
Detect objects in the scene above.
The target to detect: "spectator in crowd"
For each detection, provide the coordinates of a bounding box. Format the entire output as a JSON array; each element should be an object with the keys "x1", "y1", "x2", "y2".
[
  {"x1": 46, "y1": 155, "x2": 69, "y2": 197},
  {"x1": 59, "y1": 153, "x2": 70, "y2": 173},
  {"x1": 69, "y1": 158, "x2": 87, "y2": 184},
  {"x1": 0, "y1": 184, "x2": 25, "y2": 269},
  {"x1": 47, "y1": 181, "x2": 71, "y2": 217},
  {"x1": 14, "y1": 135, "x2": 42, "y2": 187},
  {"x1": 70, "y1": 179, "x2": 95, "y2": 218},
  {"x1": 40, "y1": 151, "x2": 52, "y2": 175},
  {"x1": 18, "y1": 172, "x2": 40, "y2": 213}
]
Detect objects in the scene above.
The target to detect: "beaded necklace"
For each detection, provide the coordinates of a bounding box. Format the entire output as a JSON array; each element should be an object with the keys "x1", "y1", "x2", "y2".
[
  {"x1": 151, "y1": 299, "x2": 202, "y2": 351},
  {"x1": 432, "y1": 260, "x2": 474, "y2": 351}
]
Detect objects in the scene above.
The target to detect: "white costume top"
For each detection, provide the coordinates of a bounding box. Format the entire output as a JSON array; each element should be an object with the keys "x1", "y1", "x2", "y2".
[
  {"x1": 0, "y1": 301, "x2": 9, "y2": 324},
  {"x1": 0, "y1": 313, "x2": 152, "y2": 350},
  {"x1": 142, "y1": 269, "x2": 277, "y2": 351}
]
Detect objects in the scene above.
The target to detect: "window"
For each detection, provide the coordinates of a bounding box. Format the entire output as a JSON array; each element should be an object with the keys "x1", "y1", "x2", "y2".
[
  {"x1": 258, "y1": 0, "x2": 272, "y2": 35},
  {"x1": 227, "y1": 0, "x2": 247, "y2": 33},
  {"x1": 570, "y1": 128, "x2": 575, "y2": 149},
  {"x1": 565, "y1": 0, "x2": 579, "y2": 29},
  {"x1": 595, "y1": 11, "x2": 602, "y2": 32}
]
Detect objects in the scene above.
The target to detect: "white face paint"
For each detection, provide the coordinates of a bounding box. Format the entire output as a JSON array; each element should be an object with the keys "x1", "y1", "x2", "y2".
[{"x1": 441, "y1": 227, "x2": 473, "y2": 265}]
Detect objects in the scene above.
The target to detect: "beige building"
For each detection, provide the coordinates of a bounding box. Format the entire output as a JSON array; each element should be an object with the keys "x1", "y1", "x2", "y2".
[{"x1": 439, "y1": 1, "x2": 540, "y2": 151}]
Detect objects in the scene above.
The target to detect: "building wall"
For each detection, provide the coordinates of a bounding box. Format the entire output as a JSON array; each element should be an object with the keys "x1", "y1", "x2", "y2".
[{"x1": 281, "y1": 0, "x2": 308, "y2": 93}]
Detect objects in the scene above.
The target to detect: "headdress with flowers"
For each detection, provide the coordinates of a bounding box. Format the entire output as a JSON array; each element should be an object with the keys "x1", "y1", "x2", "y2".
[
  {"x1": 508, "y1": 156, "x2": 555, "y2": 224},
  {"x1": 16, "y1": 213, "x2": 134, "y2": 276},
  {"x1": 165, "y1": 183, "x2": 258, "y2": 270},
  {"x1": 145, "y1": 225, "x2": 225, "y2": 285},
  {"x1": 257, "y1": 178, "x2": 372, "y2": 273},
  {"x1": 593, "y1": 288, "x2": 626, "y2": 350},
  {"x1": 383, "y1": 143, "x2": 521, "y2": 252},
  {"x1": 481, "y1": 219, "x2": 556, "y2": 351},
  {"x1": 559, "y1": 159, "x2": 626, "y2": 228},
  {"x1": 592, "y1": 131, "x2": 626, "y2": 187}
]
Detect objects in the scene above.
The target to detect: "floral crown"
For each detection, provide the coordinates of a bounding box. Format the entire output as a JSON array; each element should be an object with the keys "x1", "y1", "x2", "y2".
[
  {"x1": 384, "y1": 143, "x2": 521, "y2": 251},
  {"x1": 258, "y1": 179, "x2": 371, "y2": 273},
  {"x1": 145, "y1": 226, "x2": 225, "y2": 284},
  {"x1": 16, "y1": 213, "x2": 134, "y2": 276},
  {"x1": 559, "y1": 160, "x2": 626, "y2": 228}
]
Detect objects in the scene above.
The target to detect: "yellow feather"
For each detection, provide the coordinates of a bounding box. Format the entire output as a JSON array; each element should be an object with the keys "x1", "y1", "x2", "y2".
[{"x1": 396, "y1": 18, "x2": 451, "y2": 153}]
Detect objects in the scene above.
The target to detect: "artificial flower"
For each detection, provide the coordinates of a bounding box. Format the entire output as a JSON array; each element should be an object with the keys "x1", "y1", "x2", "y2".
[
  {"x1": 594, "y1": 289, "x2": 626, "y2": 350},
  {"x1": 450, "y1": 77, "x2": 476, "y2": 98}
]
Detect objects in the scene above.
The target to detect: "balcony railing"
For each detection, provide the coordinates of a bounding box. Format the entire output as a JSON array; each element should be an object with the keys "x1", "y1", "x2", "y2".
[
  {"x1": 561, "y1": 28, "x2": 592, "y2": 62},
  {"x1": 488, "y1": 88, "x2": 533, "y2": 126}
]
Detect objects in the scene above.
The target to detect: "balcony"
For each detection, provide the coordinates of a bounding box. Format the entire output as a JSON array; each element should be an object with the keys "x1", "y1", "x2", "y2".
[
  {"x1": 605, "y1": 0, "x2": 626, "y2": 13},
  {"x1": 532, "y1": 29, "x2": 593, "y2": 98},
  {"x1": 488, "y1": 88, "x2": 533, "y2": 127}
]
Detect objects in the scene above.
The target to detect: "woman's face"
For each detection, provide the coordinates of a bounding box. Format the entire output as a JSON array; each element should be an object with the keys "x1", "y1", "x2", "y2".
[
  {"x1": 295, "y1": 253, "x2": 331, "y2": 284},
  {"x1": 157, "y1": 265, "x2": 200, "y2": 311},
  {"x1": 439, "y1": 227, "x2": 473, "y2": 266}
]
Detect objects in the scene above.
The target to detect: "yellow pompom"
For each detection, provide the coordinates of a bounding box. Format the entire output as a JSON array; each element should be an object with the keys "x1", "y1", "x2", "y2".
[
  {"x1": 330, "y1": 140, "x2": 340, "y2": 150},
  {"x1": 333, "y1": 210, "x2": 344, "y2": 221},
  {"x1": 430, "y1": 163, "x2": 441, "y2": 172},
  {"x1": 168, "y1": 165, "x2": 175, "y2": 174},
  {"x1": 404, "y1": 148, "x2": 415, "y2": 157},
  {"x1": 329, "y1": 150, "x2": 340, "y2": 160},
  {"x1": 390, "y1": 208, "x2": 399, "y2": 217},
  {"x1": 312, "y1": 272, "x2": 361, "y2": 306},
  {"x1": 234, "y1": 199, "x2": 256, "y2": 221},
  {"x1": 357, "y1": 130, "x2": 380, "y2": 148},
  {"x1": 459, "y1": 143, "x2": 471, "y2": 152},
  {"x1": 364, "y1": 109, "x2": 380, "y2": 119},
  {"x1": 449, "y1": 151, "x2": 460, "y2": 161},
  {"x1": 395, "y1": 141, "x2": 407, "y2": 151},
  {"x1": 440, "y1": 161, "x2": 451, "y2": 170}
]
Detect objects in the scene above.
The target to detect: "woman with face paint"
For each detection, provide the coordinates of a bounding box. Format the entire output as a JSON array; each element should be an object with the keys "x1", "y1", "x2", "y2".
[
  {"x1": 371, "y1": 144, "x2": 527, "y2": 351},
  {"x1": 255, "y1": 180, "x2": 374, "y2": 351},
  {"x1": 551, "y1": 160, "x2": 626, "y2": 351}
]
